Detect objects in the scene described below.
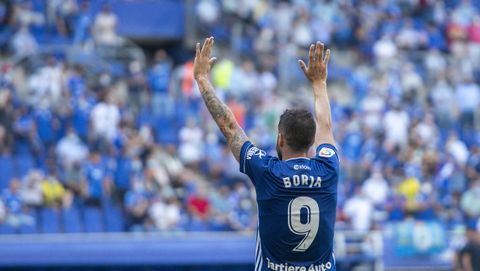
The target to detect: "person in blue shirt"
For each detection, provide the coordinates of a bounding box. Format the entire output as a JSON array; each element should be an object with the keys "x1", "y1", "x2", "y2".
[
  {"x1": 82, "y1": 150, "x2": 110, "y2": 207},
  {"x1": 148, "y1": 50, "x2": 173, "y2": 117},
  {"x1": 194, "y1": 37, "x2": 338, "y2": 271}
]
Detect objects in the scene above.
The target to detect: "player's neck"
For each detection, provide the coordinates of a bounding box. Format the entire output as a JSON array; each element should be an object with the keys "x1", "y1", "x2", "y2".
[{"x1": 281, "y1": 151, "x2": 308, "y2": 161}]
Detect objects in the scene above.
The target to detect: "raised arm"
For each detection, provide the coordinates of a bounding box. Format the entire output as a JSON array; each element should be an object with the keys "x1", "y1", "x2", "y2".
[
  {"x1": 298, "y1": 42, "x2": 335, "y2": 147},
  {"x1": 193, "y1": 37, "x2": 249, "y2": 162}
]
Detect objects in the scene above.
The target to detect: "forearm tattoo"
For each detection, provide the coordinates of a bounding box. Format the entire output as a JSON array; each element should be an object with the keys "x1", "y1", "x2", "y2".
[{"x1": 198, "y1": 79, "x2": 248, "y2": 161}]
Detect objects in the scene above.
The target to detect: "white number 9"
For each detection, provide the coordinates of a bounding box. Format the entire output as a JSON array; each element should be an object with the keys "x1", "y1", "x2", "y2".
[{"x1": 288, "y1": 196, "x2": 320, "y2": 252}]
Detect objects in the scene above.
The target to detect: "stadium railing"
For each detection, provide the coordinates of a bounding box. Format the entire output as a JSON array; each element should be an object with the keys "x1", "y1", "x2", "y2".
[{"x1": 0, "y1": 230, "x2": 383, "y2": 270}]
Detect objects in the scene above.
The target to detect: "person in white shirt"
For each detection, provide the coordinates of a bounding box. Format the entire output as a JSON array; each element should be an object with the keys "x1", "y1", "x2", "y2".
[
  {"x1": 362, "y1": 168, "x2": 389, "y2": 206},
  {"x1": 446, "y1": 133, "x2": 470, "y2": 167},
  {"x1": 344, "y1": 186, "x2": 374, "y2": 232},
  {"x1": 92, "y1": 3, "x2": 119, "y2": 46},
  {"x1": 56, "y1": 128, "x2": 89, "y2": 168},
  {"x1": 149, "y1": 197, "x2": 181, "y2": 231},
  {"x1": 90, "y1": 95, "x2": 120, "y2": 142},
  {"x1": 178, "y1": 118, "x2": 204, "y2": 165},
  {"x1": 382, "y1": 102, "x2": 410, "y2": 146}
]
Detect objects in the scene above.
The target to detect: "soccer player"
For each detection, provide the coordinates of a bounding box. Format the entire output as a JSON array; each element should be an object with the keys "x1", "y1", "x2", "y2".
[{"x1": 193, "y1": 37, "x2": 338, "y2": 271}]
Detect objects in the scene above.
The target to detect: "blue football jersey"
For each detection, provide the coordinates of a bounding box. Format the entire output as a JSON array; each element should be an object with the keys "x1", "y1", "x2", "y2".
[{"x1": 240, "y1": 141, "x2": 339, "y2": 271}]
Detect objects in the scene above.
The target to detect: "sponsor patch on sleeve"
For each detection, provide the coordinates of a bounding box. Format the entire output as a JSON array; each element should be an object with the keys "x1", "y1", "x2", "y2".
[
  {"x1": 246, "y1": 146, "x2": 266, "y2": 160},
  {"x1": 318, "y1": 147, "x2": 335, "y2": 158}
]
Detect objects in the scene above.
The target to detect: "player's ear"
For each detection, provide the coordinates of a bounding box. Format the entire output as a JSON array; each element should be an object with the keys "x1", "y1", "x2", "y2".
[{"x1": 278, "y1": 133, "x2": 285, "y2": 147}]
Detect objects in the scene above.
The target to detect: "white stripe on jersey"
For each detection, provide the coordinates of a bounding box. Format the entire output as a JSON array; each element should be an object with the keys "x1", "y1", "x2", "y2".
[
  {"x1": 242, "y1": 142, "x2": 252, "y2": 173},
  {"x1": 255, "y1": 230, "x2": 263, "y2": 271}
]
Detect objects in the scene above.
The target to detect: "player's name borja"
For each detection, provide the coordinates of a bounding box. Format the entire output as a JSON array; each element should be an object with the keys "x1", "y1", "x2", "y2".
[
  {"x1": 282, "y1": 174, "x2": 323, "y2": 188},
  {"x1": 266, "y1": 257, "x2": 333, "y2": 271}
]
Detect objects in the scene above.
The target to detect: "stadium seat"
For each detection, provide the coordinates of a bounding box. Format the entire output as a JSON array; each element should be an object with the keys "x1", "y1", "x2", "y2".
[
  {"x1": 40, "y1": 208, "x2": 61, "y2": 233},
  {"x1": 83, "y1": 207, "x2": 104, "y2": 233},
  {"x1": 14, "y1": 153, "x2": 36, "y2": 179},
  {"x1": 0, "y1": 155, "x2": 14, "y2": 190},
  {"x1": 61, "y1": 207, "x2": 82, "y2": 233},
  {"x1": 18, "y1": 209, "x2": 38, "y2": 234},
  {"x1": 19, "y1": 223, "x2": 38, "y2": 234},
  {"x1": 0, "y1": 223, "x2": 16, "y2": 234},
  {"x1": 102, "y1": 199, "x2": 125, "y2": 232}
]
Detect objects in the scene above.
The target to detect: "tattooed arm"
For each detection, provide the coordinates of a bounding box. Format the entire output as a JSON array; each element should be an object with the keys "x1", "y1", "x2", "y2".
[{"x1": 193, "y1": 37, "x2": 249, "y2": 161}]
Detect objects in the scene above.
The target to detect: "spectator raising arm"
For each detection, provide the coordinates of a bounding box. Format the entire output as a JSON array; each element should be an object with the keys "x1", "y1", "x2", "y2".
[
  {"x1": 298, "y1": 42, "x2": 335, "y2": 147},
  {"x1": 193, "y1": 37, "x2": 249, "y2": 162}
]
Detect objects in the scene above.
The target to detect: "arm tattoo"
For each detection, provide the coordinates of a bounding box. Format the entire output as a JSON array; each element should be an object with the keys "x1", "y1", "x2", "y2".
[{"x1": 197, "y1": 77, "x2": 249, "y2": 161}]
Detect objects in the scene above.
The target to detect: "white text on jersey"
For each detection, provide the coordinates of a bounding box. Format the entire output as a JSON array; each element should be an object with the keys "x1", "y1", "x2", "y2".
[{"x1": 283, "y1": 175, "x2": 322, "y2": 188}]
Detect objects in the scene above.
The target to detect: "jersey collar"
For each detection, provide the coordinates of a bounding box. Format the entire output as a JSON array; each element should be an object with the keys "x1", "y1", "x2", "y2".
[{"x1": 284, "y1": 157, "x2": 310, "y2": 161}]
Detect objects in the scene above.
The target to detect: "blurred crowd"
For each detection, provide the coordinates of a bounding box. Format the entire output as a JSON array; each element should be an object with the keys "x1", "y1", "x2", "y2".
[{"x1": 0, "y1": 0, "x2": 479, "y2": 234}]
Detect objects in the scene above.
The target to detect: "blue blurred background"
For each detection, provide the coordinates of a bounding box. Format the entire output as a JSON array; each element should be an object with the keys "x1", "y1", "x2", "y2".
[{"x1": 0, "y1": 0, "x2": 480, "y2": 270}]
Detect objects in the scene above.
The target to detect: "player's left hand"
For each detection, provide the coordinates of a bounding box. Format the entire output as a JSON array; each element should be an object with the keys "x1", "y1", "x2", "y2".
[{"x1": 193, "y1": 36, "x2": 217, "y2": 80}]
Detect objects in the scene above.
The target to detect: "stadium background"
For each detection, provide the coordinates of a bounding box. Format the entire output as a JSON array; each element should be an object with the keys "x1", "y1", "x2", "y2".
[{"x1": 0, "y1": 0, "x2": 480, "y2": 270}]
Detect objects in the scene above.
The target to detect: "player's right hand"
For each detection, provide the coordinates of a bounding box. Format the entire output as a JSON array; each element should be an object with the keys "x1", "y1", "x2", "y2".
[
  {"x1": 298, "y1": 42, "x2": 331, "y2": 84},
  {"x1": 193, "y1": 36, "x2": 217, "y2": 80}
]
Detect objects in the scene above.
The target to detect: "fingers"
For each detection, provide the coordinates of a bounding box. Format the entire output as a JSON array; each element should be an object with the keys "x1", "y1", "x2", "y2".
[
  {"x1": 308, "y1": 44, "x2": 314, "y2": 66},
  {"x1": 195, "y1": 42, "x2": 201, "y2": 57},
  {"x1": 201, "y1": 36, "x2": 214, "y2": 57},
  {"x1": 206, "y1": 37, "x2": 214, "y2": 56},
  {"x1": 298, "y1": 60, "x2": 307, "y2": 74},
  {"x1": 324, "y1": 49, "x2": 331, "y2": 65},
  {"x1": 209, "y1": 57, "x2": 217, "y2": 65},
  {"x1": 201, "y1": 38, "x2": 209, "y2": 55},
  {"x1": 315, "y1": 42, "x2": 324, "y2": 64}
]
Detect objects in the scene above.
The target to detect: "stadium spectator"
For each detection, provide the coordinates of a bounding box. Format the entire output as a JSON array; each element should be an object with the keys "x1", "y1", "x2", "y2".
[
  {"x1": 461, "y1": 180, "x2": 480, "y2": 219},
  {"x1": 92, "y1": 3, "x2": 118, "y2": 46},
  {"x1": 56, "y1": 128, "x2": 89, "y2": 169},
  {"x1": 40, "y1": 170, "x2": 65, "y2": 208},
  {"x1": 2, "y1": 179, "x2": 34, "y2": 228},
  {"x1": 459, "y1": 222, "x2": 480, "y2": 271},
  {"x1": 467, "y1": 146, "x2": 480, "y2": 180},
  {"x1": 28, "y1": 57, "x2": 63, "y2": 108},
  {"x1": 90, "y1": 93, "x2": 120, "y2": 143},
  {"x1": 13, "y1": 0, "x2": 44, "y2": 28},
  {"x1": 20, "y1": 170, "x2": 43, "y2": 208},
  {"x1": 178, "y1": 118, "x2": 204, "y2": 166},
  {"x1": 362, "y1": 167, "x2": 390, "y2": 207},
  {"x1": 82, "y1": 151, "x2": 111, "y2": 207},
  {"x1": 344, "y1": 186, "x2": 374, "y2": 232},
  {"x1": 187, "y1": 184, "x2": 211, "y2": 230},
  {"x1": 73, "y1": 1, "x2": 92, "y2": 45},
  {"x1": 10, "y1": 26, "x2": 37, "y2": 57},
  {"x1": 149, "y1": 196, "x2": 181, "y2": 231},
  {"x1": 456, "y1": 76, "x2": 480, "y2": 145},
  {"x1": 148, "y1": 50, "x2": 173, "y2": 116},
  {"x1": 382, "y1": 102, "x2": 410, "y2": 146},
  {"x1": 124, "y1": 178, "x2": 149, "y2": 231},
  {"x1": 209, "y1": 185, "x2": 232, "y2": 230}
]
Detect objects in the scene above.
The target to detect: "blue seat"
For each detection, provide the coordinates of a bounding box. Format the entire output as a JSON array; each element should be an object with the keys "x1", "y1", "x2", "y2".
[
  {"x1": 103, "y1": 201, "x2": 124, "y2": 232},
  {"x1": 40, "y1": 208, "x2": 61, "y2": 233},
  {"x1": 19, "y1": 223, "x2": 37, "y2": 234},
  {"x1": 14, "y1": 153, "x2": 35, "y2": 179},
  {"x1": 0, "y1": 223, "x2": 16, "y2": 234},
  {"x1": 62, "y1": 207, "x2": 82, "y2": 233},
  {"x1": 0, "y1": 155, "x2": 14, "y2": 189},
  {"x1": 83, "y1": 207, "x2": 103, "y2": 232}
]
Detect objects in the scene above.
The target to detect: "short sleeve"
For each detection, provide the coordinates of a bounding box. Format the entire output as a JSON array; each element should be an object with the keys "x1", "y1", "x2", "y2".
[
  {"x1": 239, "y1": 141, "x2": 272, "y2": 184},
  {"x1": 312, "y1": 143, "x2": 340, "y2": 172}
]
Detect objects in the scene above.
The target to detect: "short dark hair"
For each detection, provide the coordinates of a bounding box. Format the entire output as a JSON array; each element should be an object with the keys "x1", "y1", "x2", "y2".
[{"x1": 278, "y1": 109, "x2": 316, "y2": 152}]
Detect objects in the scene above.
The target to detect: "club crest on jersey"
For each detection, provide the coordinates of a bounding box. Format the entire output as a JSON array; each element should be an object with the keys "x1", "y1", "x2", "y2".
[
  {"x1": 318, "y1": 147, "x2": 335, "y2": 158},
  {"x1": 246, "y1": 146, "x2": 266, "y2": 160}
]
